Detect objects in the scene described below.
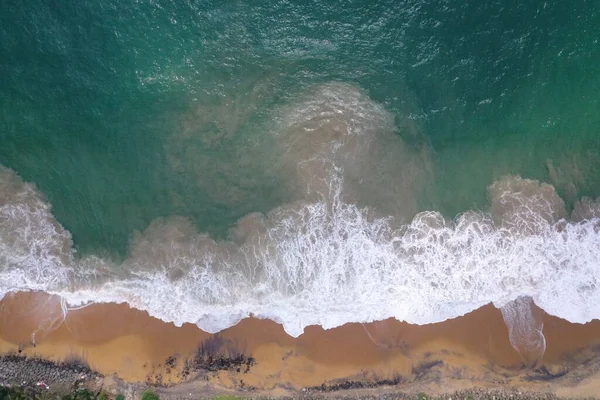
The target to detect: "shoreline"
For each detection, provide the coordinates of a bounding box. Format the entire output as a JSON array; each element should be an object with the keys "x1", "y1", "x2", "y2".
[{"x1": 1, "y1": 291, "x2": 600, "y2": 398}]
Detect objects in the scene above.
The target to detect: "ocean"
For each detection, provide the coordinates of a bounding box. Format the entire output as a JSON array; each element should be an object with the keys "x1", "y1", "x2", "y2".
[{"x1": 1, "y1": 0, "x2": 599, "y2": 356}]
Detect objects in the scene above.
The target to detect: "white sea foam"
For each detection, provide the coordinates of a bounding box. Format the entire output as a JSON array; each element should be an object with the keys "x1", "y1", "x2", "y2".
[
  {"x1": 1, "y1": 166, "x2": 600, "y2": 339},
  {"x1": 501, "y1": 296, "x2": 546, "y2": 366},
  {"x1": 1, "y1": 84, "x2": 599, "y2": 345},
  {"x1": 0, "y1": 167, "x2": 73, "y2": 295}
]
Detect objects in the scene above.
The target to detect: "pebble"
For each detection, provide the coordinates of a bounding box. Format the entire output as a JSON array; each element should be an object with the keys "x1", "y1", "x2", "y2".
[{"x1": 0, "y1": 355, "x2": 101, "y2": 388}]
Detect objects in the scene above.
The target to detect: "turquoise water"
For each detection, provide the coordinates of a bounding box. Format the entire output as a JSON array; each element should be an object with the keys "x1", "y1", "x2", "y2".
[
  {"x1": 1, "y1": 1, "x2": 600, "y2": 338},
  {"x1": 2, "y1": 0, "x2": 598, "y2": 255}
]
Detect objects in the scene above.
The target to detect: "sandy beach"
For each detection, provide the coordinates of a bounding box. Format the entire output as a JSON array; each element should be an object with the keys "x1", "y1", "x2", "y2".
[{"x1": 1, "y1": 291, "x2": 600, "y2": 398}]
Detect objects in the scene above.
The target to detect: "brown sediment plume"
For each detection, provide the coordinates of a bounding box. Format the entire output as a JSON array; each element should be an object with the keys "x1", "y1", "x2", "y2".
[
  {"x1": 2, "y1": 291, "x2": 600, "y2": 396},
  {"x1": 271, "y1": 82, "x2": 431, "y2": 221}
]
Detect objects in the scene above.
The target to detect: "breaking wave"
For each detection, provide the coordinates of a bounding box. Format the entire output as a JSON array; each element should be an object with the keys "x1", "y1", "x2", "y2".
[{"x1": 1, "y1": 84, "x2": 599, "y2": 345}]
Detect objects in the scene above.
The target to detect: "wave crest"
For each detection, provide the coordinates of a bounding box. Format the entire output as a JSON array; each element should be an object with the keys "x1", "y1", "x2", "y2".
[{"x1": 1, "y1": 84, "x2": 599, "y2": 340}]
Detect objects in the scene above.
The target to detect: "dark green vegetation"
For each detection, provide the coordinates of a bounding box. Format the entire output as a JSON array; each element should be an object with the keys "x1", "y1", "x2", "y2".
[{"x1": 140, "y1": 390, "x2": 160, "y2": 400}]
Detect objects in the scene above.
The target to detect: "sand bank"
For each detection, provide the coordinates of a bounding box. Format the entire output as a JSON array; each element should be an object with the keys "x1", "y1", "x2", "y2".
[{"x1": 1, "y1": 291, "x2": 600, "y2": 397}]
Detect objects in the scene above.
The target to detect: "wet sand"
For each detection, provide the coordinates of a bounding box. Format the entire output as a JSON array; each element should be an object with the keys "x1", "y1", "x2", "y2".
[{"x1": 1, "y1": 291, "x2": 600, "y2": 397}]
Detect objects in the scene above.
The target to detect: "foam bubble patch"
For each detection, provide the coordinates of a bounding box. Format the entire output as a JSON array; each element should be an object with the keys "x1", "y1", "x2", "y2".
[{"x1": 6, "y1": 174, "x2": 595, "y2": 338}]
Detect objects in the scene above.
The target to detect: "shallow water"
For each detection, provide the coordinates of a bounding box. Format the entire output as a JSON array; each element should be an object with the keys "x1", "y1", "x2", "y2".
[{"x1": 1, "y1": 1, "x2": 599, "y2": 346}]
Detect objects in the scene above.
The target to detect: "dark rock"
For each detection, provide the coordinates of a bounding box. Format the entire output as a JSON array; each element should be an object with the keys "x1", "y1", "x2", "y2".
[{"x1": 0, "y1": 354, "x2": 102, "y2": 388}]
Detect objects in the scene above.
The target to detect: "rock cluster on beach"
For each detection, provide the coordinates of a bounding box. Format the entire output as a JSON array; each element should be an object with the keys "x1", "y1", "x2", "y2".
[{"x1": 0, "y1": 354, "x2": 101, "y2": 388}]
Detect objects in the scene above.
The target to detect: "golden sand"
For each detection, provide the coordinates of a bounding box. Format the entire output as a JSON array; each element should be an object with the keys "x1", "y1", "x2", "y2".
[{"x1": 1, "y1": 291, "x2": 600, "y2": 396}]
